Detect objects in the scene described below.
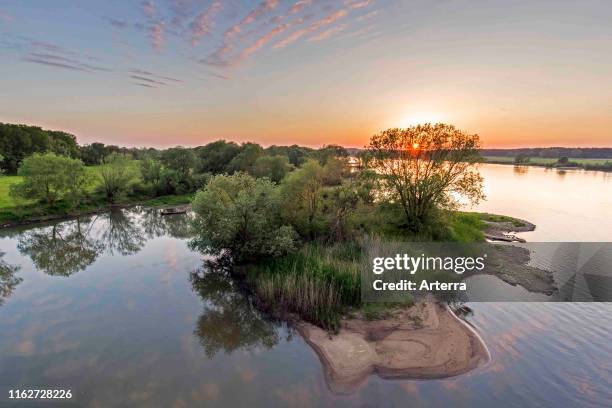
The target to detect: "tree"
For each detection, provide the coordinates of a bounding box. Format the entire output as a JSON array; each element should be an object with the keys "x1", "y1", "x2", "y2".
[
  {"x1": 557, "y1": 156, "x2": 569, "y2": 165},
  {"x1": 161, "y1": 147, "x2": 196, "y2": 180},
  {"x1": 367, "y1": 123, "x2": 484, "y2": 233},
  {"x1": 313, "y1": 144, "x2": 348, "y2": 165},
  {"x1": 226, "y1": 143, "x2": 264, "y2": 174},
  {"x1": 99, "y1": 153, "x2": 135, "y2": 203},
  {"x1": 195, "y1": 140, "x2": 241, "y2": 174},
  {"x1": 1, "y1": 251, "x2": 21, "y2": 306},
  {"x1": 140, "y1": 157, "x2": 164, "y2": 194},
  {"x1": 252, "y1": 155, "x2": 293, "y2": 183},
  {"x1": 280, "y1": 159, "x2": 326, "y2": 239},
  {"x1": 0, "y1": 123, "x2": 79, "y2": 173},
  {"x1": 191, "y1": 173, "x2": 297, "y2": 262},
  {"x1": 514, "y1": 154, "x2": 530, "y2": 164},
  {"x1": 10, "y1": 152, "x2": 89, "y2": 205}
]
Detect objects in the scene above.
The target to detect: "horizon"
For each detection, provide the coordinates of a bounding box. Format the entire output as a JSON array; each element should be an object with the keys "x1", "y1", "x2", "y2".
[{"x1": 1, "y1": 1, "x2": 611, "y2": 148}]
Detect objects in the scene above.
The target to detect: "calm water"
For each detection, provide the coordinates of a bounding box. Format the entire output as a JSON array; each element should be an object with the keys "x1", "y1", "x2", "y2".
[
  {"x1": 0, "y1": 165, "x2": 611, "y2": 407},
  {"x1": 474, "y1": 164, "x2": 612, "y2": 242}
]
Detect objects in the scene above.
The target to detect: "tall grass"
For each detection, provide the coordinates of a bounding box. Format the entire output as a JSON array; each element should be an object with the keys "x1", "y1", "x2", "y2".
[{"x1": 250, "y1": 242, "x2": 361, "y2": 331}]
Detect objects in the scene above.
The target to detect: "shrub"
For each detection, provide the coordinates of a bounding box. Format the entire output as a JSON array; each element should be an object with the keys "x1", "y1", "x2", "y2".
[{"x1": 191, "y1": 173, "x2": 298, "y2": 262}]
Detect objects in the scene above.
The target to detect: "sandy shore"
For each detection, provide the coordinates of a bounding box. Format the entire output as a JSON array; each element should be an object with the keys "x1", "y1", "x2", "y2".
[{"x1": 297, "y1": 301, "x2": 489, "y2": 394}]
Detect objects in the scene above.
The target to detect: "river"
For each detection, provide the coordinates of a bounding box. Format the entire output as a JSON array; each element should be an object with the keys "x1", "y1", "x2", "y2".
[{"x1": 0, "y1": 164, "x2": 610, "y2": 407}]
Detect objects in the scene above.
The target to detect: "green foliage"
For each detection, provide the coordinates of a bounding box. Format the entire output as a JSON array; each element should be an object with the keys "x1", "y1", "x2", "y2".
[
  {"x1": 195, "y1": 140, "x2": 240, "y2": 173},
  {"x1": 161, "y1": 147, "x2": 196, "y2": 179},
  {"x1": 140, "y1": 157, "x2": 164, "y2": 194},
  {"x1": 0, "y1": 123, "x2": 79, "y2": 173},
  {"x1": 98, "y1": 153, "x2": 136, "y2": 203},
  {"x1": 251, "y1": 242, "x2": 362, "y2": 331},
  {"x1": 313, "y1": 144, "x2": 348, "y2": 165},
  {"x1": 514, "y1": 154, "x2": 530, "y2": 164},
  {"x1": 280, "y1": 159, "x2": 326, "y2": 239},
  {"x1": 226, "y1": 143, "x2": 264, "y2": 174},
  {"x1": 368, "y1": 123, "x2": 484, "y2": 233},
  {"x1": 9, "y1": 152, "x2": 89, "y2": 206},
  {"x1": 191, "y1": 173, "x2": 298, "y2": 262},
  {"x1": 448, "y1": 212, "x2": 485, "y2": 242},
  {"x1": 265, "y1": 145, "x2": 313, "y2": 166},
  {"x1": 252, "y1": 155, "x2": 293, "y2": 183}
]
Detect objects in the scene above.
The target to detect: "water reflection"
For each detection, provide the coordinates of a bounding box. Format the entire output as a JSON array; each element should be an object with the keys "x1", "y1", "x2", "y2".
[
  {"x1": 95, "y1": 210, "x2": 147, "y2": 256},
  {"x1": 190, "y1": 259, "x2": 282, "y2": 358},
  {"x1": 0, "y1": 251, "x2": 21, "y2": 306},
  {"x1": 512, "y1": 165, "x2": 529, "y2": 175},
  {"x1": 14, "y1": 208, "x2": 195, "y2": 277},
  {"x1": 17, "y1": 218, "x2": 103, "y2": 276}
]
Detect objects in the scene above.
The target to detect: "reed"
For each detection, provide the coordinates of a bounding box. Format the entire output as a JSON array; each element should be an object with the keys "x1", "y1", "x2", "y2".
[{"x1": 251, "y1": 242, "x2": 361, "y2": 330}]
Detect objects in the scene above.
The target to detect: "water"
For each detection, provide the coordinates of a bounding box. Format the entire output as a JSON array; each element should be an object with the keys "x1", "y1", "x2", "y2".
[
  {"x1": 474, "y1": 164, "x2": 612, "y2": 242},
  {"x1": 1, "y1": 165, "x2": 611, "y2": 407}
]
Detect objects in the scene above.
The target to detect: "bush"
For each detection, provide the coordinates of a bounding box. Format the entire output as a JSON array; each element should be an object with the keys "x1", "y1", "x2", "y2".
[
  {"x1": 191, "y1": 173, "x2": 298, "y2": 262},
  {"x1": 10, "y1": 152, "x2": 89, "y2": 207}
]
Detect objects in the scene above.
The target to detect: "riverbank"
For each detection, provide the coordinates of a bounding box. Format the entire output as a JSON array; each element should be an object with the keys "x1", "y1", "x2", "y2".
[
  {"x1": 483, "y1": 157, "x2": 612, "y2": 172},
  {"x1": 297, "y1": 300, "x2": 490, "y2": 393},
  {"x1": 478, "y1": 213, "x2": 536, "y2": 243},
  {"x1": 0, "y1": 194, "x2": 192, "y2": 229}
]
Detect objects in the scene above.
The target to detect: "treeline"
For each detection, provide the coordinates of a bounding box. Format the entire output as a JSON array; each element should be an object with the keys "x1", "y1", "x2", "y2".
[
  {"x1": 480, "y1": 147, "x2": 612, "y2": 159},
  {"x1": 1, "y1": 122, "x2": 357, "y2": 214},
  {"x1": 0, "y1": 122, "x2": 349, "y2": 175},
  {"x1": 0, "y1": 123, "x2": 80, "y2": 173}
]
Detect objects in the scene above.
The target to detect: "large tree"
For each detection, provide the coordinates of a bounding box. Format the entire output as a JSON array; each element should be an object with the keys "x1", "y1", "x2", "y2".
[
  {"x1": 10, "y1": 152, "x2": 89, "y2": 206},
  {"x1": 191, "y1": 173, "x2": 297, "y2": 262},
  {"x1": 99, "y1": 153, "x2": 136, "y2": 203},
  {"x1": 252, "y1": 155, "x2": 293, "y2": 183},
  {"x1": 367, "y1": 123, "x2": 484, "y2": 232}
]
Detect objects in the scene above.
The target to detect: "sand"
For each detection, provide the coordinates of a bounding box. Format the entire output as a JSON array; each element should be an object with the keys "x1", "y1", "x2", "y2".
[{"x1": 297, "y1": 301, "x2": 490, "y2": 394}]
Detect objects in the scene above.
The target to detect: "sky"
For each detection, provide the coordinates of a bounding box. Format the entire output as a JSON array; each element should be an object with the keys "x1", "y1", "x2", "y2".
[{"x1": 0, "y1": 0, "x2": 611, "y2": 148}]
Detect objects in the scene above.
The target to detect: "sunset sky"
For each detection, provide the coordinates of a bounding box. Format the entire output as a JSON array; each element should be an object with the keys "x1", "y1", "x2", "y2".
[{"x1": 0, "y1": 0, "x2": 611, "y2": 148}]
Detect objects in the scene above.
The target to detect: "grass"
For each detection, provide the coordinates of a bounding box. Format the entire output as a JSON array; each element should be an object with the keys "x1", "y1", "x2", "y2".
[
  {"x1": 0, "y1": 161, "x2": 191, "y2": 224},
  {"x1": 250, "y1": 242, "x2": 362, "y2": 331},
  {"x1": 0, "y1": 175, "x2": 33, "y2": 208},
  {"x1": 478, "y1": 212, "x2": 526, "y2": 227},
  {"x1": 448, "y1": 212, "x2": 486, "y2": 242}
]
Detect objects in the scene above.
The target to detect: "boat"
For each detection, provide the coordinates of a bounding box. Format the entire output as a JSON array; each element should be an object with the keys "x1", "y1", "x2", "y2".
[{"x1": 160, "y1": 207, "x2": 188, "y2": 215}]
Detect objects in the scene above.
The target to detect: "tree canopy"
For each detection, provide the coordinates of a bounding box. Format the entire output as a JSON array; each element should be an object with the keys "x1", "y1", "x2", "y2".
[{"x1": 367, "y1": 123, "x2": 484, "y2": 232}]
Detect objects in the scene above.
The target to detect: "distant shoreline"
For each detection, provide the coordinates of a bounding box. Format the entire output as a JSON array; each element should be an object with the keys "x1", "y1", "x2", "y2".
[{"x1": 482, "y1": 157, "x2": 612, "y2": 172}]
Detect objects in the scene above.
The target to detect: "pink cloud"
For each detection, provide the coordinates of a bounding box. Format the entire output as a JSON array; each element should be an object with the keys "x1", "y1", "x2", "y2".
[
  {"x1": 357, "y1": 10, "x2": 378, "y2": 21},
  {"x1": 225, "y1": 0, "x2": 279, "y2": 39},
  {"x1": 143, "y1": 1, "x2": 156, "y2": 18},
  {"x1": 241, "y1": 17, "x2": 304, "y2": 59},
  {"x1": 289, "y1": 0, "x2": 312, "y2": 14},
  {"x1": 345, "y1": 0, "x2": 373, "y2": 9},
  {"x1": 149, "y1": 22, "x2": 165, "y2": 52},
  {"x1": 273, "y1": 9, "x2": 348, "y2": 49},
  {"x1": 190, "y1": 1, "x2": 223, "y2": 45},
  {"x1": 308, "y1": 23, "x2": 348, "y2": 42}
]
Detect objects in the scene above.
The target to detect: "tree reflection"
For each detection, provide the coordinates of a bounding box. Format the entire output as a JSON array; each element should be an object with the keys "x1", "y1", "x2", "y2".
[
  {"x1": 17, "y1": 217, "x2": 103, "y2": 276},
  {"x1": 140, "y1": 208, "x2": 194, "y2": 240},
  {"x1": 16, "y1": 208, "x2": 196, "y2": 277},
  {"x1": 190, "y1": 259, "x2": 280, "y2": 358},
  {"x1": 0, "y1": 251, "x2": 21, "y2": 306},
  {"x1": 96, "y1": 210, "x2": 146, "y2": 256}
]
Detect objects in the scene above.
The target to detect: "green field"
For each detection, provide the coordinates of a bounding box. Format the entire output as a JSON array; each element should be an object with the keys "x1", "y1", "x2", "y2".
[
  {"x1": 0, "y1": 175, "x2": 26, "y2": 208},
  {"x1": 484, "y1": 156, "x2": 610, "y2": 165}
]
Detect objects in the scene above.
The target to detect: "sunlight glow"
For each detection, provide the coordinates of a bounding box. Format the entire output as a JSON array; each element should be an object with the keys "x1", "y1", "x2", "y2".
[{"x1": 399, "y1": 112, "x2": 444, "y2": 128}]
